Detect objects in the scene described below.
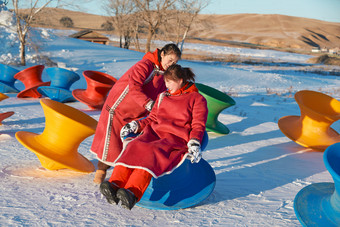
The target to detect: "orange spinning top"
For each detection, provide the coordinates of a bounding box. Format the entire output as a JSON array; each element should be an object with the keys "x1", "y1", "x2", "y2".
[
  {"x1": 0, "y1": 92, "x2": 9, "y2": 102},
  {"x1": 15, "y1": 99, "x2": 97, "y2": 172},
  {"x1": 278, "y1": 90, "x2": 340, "y2": 151}
]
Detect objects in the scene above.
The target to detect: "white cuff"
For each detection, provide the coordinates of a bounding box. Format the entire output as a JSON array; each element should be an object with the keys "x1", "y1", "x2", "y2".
[{"x1": 145, "y1": 100, "x2": 154, "y2": 112}]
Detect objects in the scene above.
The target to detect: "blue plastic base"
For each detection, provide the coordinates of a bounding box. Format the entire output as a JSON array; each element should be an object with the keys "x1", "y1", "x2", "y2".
[
  {"x1": 294, "y1": 182, "x2": 340, "y2": 227},
  {"x1": 137, "y1": 158, "x2": 216, "y2": 210},
  {"x1": 0, "y1": 81, "x2": 19, "y2": 93},
  {"x1": 123, "y1": 130, "x2": 213, "y2": 210},
  {"x1": 38, "y1": 86, "x2": 76, "y2": 103}
]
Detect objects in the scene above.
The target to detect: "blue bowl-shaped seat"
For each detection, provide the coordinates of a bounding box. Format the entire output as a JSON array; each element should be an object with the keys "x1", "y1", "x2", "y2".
[
  {"x1": 137, "y1": 158, "x2": 216, "y2": 210},
  {"x1": 0, "y1": 63, "x2": 20, "y2": 93},
  {"x1": 37, "y1": 68, "x2": 80, "y2": 103},
  {"x1": 126, "y1": 131, "x2": 216, "y2": 210},
  {"x1": 294, "y1": 142, "x2": 340, "y2": 226}
]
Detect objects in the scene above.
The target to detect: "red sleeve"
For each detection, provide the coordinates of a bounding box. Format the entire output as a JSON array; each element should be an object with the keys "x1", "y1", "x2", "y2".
[
  {"x1": 128, "y1": 59, "x2": 155, "y2": 109},
  {"x1": 189, "y1": 94, "x2": 208, "y2": 143}
]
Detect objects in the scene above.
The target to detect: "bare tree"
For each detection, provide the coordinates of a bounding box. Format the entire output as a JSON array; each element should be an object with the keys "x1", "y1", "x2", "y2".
[
  {"x1": 133, "y1": 0, "x2": 176, "y2": 52},
  {"x1": 12, "y1": 0, "x2": 53, "y2": 65},
  {"x1": 130, "y1": 12, "x2": 142, "y2": 51},
  {"x1": 176, "y1": 0, "x2": 210, "y2": 52},
  {"x1": 104, "y1": 0, "x2": 209, "y2": 53},
  {"x1": 59, "y1": 16, "x2": 73, "y2": 27},
  {"x1": 101, "y1": 20, "x2": 114, "y2": 31},
  {"x1": 104, "y1": 0, "x2": 137, "y2": 49}
]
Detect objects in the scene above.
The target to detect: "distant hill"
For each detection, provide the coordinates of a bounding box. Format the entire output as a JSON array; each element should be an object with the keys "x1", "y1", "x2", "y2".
[
  {"x1": 194, "y1": 14, "x2": 340, "y2": 51},
  {"x1": 23, "y1": 7, "x2": 340, "y2": 53},
  {"x1": 19, "y1": 8, "x2": 108, "y2": 30}
]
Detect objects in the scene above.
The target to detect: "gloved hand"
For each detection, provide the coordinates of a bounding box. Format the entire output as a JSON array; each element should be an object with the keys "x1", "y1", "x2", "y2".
[
  {"x1": 187, "y1": 139, "x2": 202, "y2": 163},
  {"x1": 120, "y1": 121, "x2": 139, "y2": 139}
]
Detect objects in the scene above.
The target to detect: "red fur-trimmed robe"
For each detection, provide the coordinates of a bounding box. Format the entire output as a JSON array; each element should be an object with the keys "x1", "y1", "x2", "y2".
[
  {"x1": 90, "y1": 49, "x2": 167, "y2": 165},
  {"x1": 114, "y1": 83, "x2": 208, "y2": 178}
]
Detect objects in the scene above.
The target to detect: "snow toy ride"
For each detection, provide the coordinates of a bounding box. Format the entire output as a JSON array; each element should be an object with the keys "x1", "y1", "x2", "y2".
[
  {"x1": 37, "y1": 67, "x2": 80, "y2": 103},
  {"x1": 124, "y1": 131, "x2": 216, "y2": 210},
  {"x1": 278, "y1": 90, "x2": 340, "y2": 151},
  {"x1": 0, "y1": 93, "x2": 14, "y2": 125},
  {"x1": 0, "y1": 111, "x2": 14, "y2": 125},
  {"x1": 0, "y1": 92, "x2": 9, "y2": 102},
  {"x1": 196, "y1": 83, "x2": 235, "y2": 134},
  {"x1": 15, "y1": 99, "x2": 97, "y2": 172},
  {"x1": 72, "y1": 70, "x2": 117, "y2": 109},
  {"x1": 294, "y1": 142, "x2": 340, "y2": 226},
  {"x1": 0, "y1": 63, "x2": 20, "y2": 93},
  {"x1": 14, "y1": 65, "x2": 50, "y2": 98}
]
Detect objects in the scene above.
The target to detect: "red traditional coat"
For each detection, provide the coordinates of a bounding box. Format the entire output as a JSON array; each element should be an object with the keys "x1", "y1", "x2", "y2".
[
  {"x1": 90, "y1": 50, "x2": 167, "y2": 165},
  {"x1": 114, "y1": 83, "x2": 208, "y2": 178}
]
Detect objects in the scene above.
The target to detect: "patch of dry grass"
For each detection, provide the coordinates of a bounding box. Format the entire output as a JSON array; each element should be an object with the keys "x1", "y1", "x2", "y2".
[{"x1": 307, "y1": 54, "x2": 340, "y2": 66}]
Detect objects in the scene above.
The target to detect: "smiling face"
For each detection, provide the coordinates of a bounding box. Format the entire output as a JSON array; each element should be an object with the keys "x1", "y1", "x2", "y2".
[
  {"x1": 160, "y1": 52, "x2": 180, "y2": 70},
  {"x1": 164, "y1": 77, "x2": 183, "y2": 94}
]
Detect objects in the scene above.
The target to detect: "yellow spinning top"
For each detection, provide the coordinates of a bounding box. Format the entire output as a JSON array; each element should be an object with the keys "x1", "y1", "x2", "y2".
[
  {"x1": 16, "y1": 99, "x2": 97, "y2": 172},
  {"x1": 0, "y1": 92, "x2": 9, "y2": 102}
]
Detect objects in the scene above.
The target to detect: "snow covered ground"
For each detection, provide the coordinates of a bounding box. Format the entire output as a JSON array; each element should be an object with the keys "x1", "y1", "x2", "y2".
[{"x1": 1, "y1": 8, "x2": 340, "y2": 226}]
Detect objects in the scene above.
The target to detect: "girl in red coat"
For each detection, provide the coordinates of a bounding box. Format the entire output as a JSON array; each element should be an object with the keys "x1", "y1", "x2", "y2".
[
  {"x1": 91, "y1": 44, "x2": 181, "y2": 184},
  {"x1": 100, "y1": 64, "x2": 208, "y2": 210}
]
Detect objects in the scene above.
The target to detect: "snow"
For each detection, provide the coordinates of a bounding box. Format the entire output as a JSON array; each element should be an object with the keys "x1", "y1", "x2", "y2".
[{"x1": 1, "y1": 9, "x2": 340, "y2": 226}]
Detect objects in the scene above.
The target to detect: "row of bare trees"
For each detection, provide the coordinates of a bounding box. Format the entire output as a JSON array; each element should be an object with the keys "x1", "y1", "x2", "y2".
[
  {"x1": 104, "y1": 0, "x2": 210, "y2": 52},
  {"x1": 2, "y1": 0, "x2": 210, "y2": 65}
]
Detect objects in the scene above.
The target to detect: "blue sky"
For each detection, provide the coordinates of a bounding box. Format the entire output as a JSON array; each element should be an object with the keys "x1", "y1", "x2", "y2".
[
  {"x1": 200, "y1": 0, "x2": 340, "y2": 22},
  {"x1": 81, "y1": 0, "x2": 340, "y2": 23},
  {"x1": 5, "y1": 0, "x2": 340, "y2": 23}
]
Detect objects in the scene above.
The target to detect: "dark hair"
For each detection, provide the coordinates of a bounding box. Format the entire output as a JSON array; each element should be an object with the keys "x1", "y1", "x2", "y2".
[
  {"x1": 158, "y1": 43, "x2": 181, "y2": 63},
  {"x1": 164, "y1": 64, "x2": 195, "y2": 83}
]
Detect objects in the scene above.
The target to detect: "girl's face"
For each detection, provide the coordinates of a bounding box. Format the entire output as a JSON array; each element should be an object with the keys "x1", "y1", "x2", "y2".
[
  {"x1": 164, "y1": 77, "x2": 183, "y2": 94},
  {"x1": 161, "y1": 52, "x2": 180, "y2": 70}
]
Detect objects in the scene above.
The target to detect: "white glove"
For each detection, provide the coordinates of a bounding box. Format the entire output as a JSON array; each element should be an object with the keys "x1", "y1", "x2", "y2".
[
  {"x1": 187, "y1": 139, "x2": 202, "y2": 163},
  {"x1": 120, "y1": 121, "x2": 139, "y2": 139}
]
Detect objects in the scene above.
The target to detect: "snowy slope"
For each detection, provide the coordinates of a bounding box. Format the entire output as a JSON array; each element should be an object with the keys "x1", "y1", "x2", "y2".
[{"x1": 1, "y1": 9, "x2": 340, "y2": 226}]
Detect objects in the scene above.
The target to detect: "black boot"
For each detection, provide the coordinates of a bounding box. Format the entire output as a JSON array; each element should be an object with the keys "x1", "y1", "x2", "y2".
[
  {"x1": 100, "y1": 181, "x2": 119, "y2": 205},
  {"x1": 116, "y1": 188, "x2": 137, "y2": 210}
]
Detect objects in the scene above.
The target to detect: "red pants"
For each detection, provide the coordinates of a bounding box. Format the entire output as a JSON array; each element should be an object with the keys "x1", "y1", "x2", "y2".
[{"x1": 109, "y1": 165, "x2": 152, "y2": 201}]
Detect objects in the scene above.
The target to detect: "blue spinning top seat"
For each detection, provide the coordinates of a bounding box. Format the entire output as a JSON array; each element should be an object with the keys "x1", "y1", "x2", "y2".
[
  {"x1": 137, "y1": 158, "x2": 216, "y2": 210},
  {"x1": 134, "y1": 131, "x2": 216, "y2": 210},
  {"x1": 294, "y1": 142, "x2": 340, "y2": 226},
  {"x1": 37, "y1": 67, "x2": 80, "y2": 103},
  {"x1": 0, "y1": 63, "x2": 20, "y2": 93}
]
